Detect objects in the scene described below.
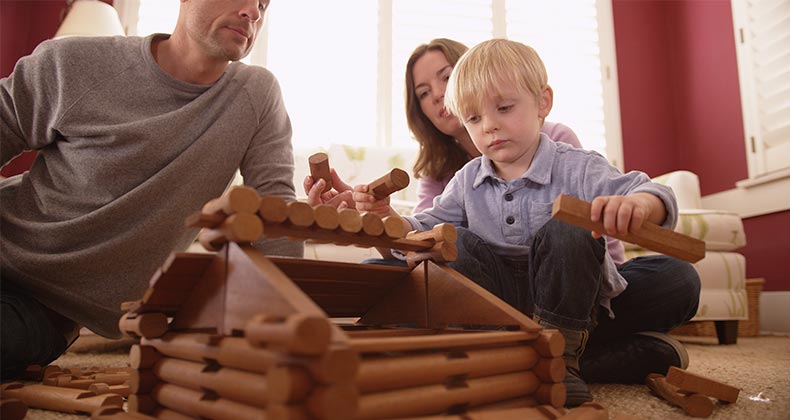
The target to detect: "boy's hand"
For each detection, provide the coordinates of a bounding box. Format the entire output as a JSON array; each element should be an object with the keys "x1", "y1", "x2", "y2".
[
  {"x1": 303, "y1": 169, "x2": 354, "y2": 209},
  {"x1": 352, "y1": 184, "x2": 394, "y2": 217},
  {"x1": 589, "y1": 193, "x2": 666, "y2": 239}
]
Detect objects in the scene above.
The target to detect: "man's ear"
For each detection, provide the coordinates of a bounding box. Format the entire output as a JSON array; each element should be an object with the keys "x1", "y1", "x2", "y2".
[{"x1": 538, "y1": 85, "x2": 553, "y2": 118}]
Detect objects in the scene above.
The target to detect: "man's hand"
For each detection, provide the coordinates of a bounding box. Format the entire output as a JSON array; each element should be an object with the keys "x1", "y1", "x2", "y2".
[
  {"x1": 589, "y1": 193, "x2": 666, "y2": 239},
  {"x1": 303, "y1": 169, "x2": 354, "y2": 209}
]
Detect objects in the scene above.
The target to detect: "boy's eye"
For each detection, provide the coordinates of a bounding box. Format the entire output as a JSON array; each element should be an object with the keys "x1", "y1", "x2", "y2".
[
  {"x1": 498, "y1": 105, "x2": 513, "y2": 112},
  {"x1": 466, "y1": 115, "x2": 480, "y2": 124}
]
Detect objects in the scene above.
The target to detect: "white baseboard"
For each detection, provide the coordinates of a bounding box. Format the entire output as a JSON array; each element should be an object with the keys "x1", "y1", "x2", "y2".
[{"x1": 760, "y1": 291, "x2": 790, "y2": 333}]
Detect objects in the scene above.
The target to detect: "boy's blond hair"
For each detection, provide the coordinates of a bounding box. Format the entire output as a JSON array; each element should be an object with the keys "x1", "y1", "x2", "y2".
[{"x1": 445, "y1": 38, "x2": 548, "y2": 120}]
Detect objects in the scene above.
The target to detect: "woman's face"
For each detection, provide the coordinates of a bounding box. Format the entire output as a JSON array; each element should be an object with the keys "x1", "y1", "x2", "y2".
[{"x1": 412, "y1": 50, "x2": 466, "y2": 139}]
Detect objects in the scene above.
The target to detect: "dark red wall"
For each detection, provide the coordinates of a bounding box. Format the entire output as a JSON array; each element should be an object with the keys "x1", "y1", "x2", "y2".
[
  {"x1": 0, "y1": 0, "x2": 65, "y2": 177},
  {"x1": 614, "y1": 0, "x2": 789, "y2": 292}
]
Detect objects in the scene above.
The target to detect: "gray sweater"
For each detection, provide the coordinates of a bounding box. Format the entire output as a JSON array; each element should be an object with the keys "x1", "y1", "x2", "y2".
[{"x1": 0, "y1": 34, "x2": 303, "y2": 337}]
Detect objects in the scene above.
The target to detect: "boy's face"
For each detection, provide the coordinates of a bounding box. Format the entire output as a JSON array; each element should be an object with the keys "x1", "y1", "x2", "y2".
[
  {"x1": 462, "y1": 86, "x2": 552, "y2": 177},
  {"x1": 183, "y1": 0, "x2": 269, "y2": 62}
]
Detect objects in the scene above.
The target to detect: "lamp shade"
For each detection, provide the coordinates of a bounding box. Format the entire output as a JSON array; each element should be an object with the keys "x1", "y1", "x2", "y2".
[{"x1": 54, "y1": 0, "x2": 125, "y2": 38}]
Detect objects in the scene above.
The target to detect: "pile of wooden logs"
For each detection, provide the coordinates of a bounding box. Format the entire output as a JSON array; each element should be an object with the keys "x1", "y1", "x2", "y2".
[{"x1": 0, "y1": 365, "x2": 130, "y2": 419}]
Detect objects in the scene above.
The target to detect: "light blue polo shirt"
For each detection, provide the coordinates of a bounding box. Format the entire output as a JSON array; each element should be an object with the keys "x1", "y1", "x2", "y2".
[{"x1": 404, "y1": 134, "x2": 678, "y2": 317}]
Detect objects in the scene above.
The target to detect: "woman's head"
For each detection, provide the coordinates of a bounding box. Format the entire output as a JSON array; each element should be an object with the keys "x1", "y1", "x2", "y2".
[{"x1": 406, "y1": 38, "x2": 470, "y2": 180}]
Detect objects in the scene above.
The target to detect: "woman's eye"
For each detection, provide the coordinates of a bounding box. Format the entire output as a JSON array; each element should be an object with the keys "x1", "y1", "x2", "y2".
[{"x1": 417, "y1": 91, "x2": 428, "y2": 100}]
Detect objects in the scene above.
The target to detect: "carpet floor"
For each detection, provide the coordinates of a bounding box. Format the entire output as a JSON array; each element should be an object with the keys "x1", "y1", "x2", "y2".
[{"x1": 15, "y1": 334, "x2": 790, "y2": 419}]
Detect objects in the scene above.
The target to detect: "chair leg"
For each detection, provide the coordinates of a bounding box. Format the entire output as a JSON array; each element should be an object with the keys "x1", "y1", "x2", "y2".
[{"x1": 714, "y1": 320, "x2": 738, "y2": 345}]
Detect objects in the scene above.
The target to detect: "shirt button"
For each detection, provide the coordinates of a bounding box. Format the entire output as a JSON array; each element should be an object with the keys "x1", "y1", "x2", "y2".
[
  {"x1": 506, "y1": 216, "x2": 515, "y2": 225},
  {"x1": 505, "y1": 193, "x2": 513, "y2": 201}
]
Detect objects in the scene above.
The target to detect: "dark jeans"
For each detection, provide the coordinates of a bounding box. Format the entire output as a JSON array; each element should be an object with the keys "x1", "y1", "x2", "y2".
[
  {"x1": 1, "y1": 283, "x2": 78, "y2": 381},
  {"x1": 448, "y1": 220, "x2": 700, "y2": 339}
]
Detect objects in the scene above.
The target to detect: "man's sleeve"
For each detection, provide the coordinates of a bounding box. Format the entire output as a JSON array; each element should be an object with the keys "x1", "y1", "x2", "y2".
[
  {"x1": 1, "y1": 41, "x2": 67, "y2": 167},
  {"x1": 240, "y1": 71, "x2": 303, "y2": 258}
]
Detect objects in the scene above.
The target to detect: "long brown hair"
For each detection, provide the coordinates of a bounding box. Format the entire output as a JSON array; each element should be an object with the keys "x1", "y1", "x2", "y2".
[{"x1": 405, "y1": 38, "x2": 470, "y2": 181}]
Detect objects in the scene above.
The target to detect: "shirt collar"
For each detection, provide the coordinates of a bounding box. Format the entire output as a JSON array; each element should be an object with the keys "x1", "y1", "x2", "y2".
[{"x1": 472, "y1": 133, "x2": 556, "y2": 188}]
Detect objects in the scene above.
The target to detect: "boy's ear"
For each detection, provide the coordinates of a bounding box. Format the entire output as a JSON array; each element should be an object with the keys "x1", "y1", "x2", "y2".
[{"x1": 538, "y1": 86, "x2": 553, "y2": 118}]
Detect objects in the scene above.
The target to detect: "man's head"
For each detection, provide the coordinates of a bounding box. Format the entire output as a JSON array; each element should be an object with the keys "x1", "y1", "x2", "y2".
[{"x1": 176, "y1": 0, "x2": 269, "y2": 63}]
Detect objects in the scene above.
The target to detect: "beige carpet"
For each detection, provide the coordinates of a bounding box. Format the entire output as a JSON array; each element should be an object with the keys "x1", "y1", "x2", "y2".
[{"x1": 17, "y1": 334, "x2": 790, "y2": 419}]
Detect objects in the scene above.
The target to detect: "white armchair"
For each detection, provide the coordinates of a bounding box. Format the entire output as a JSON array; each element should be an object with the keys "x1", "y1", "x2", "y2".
[{"x1": 624, "y1": 170, "x2": 748, "y2": 344}]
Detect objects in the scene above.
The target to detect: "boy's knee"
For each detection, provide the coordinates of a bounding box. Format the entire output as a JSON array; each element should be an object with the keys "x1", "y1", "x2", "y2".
[{"x1": 534, "y1": 219, "x2": 605, "y2": 257}]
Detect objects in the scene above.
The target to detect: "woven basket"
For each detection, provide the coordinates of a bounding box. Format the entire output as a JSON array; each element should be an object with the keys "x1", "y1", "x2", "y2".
[{"x1": 671, "y1": 278, "x2": 765, "y2": 338}]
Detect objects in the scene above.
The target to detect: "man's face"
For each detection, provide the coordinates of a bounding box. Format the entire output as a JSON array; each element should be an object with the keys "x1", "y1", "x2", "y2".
[{"x1": 184, "y1": 0, "x2": 269, "y2": 62}]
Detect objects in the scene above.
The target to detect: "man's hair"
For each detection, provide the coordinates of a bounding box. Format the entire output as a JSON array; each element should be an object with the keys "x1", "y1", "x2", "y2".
[{"x1": 445, "y1": 38, "x2": 548, "y2": 121}]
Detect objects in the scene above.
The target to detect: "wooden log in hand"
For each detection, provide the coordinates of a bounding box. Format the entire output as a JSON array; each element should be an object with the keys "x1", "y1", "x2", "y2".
[
  {"x1": 646, "y1": 373, "x2": 715, "y2": 417},
  {"x1": 366, "y1": 168, "x2": 410, "y2": 200},
  {"x1": 551, "y1": 194, "x2": 705, "y2": 263},
  {"x1": 309, "y1": 152, "x2": 332, "y2": 193}
]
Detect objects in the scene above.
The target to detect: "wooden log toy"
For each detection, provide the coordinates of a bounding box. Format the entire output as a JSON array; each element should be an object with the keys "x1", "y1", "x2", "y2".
[
  {"x1": 152, "y1": 383, "x2": 268, "y2": 420},
  {"x1": 406, "y1": 223, "x2": 458, "y2": 244},
  {"x1": 259, "y1": 195, "x2": 289, "y2": 224},
  {"x1": 366, "y1": 168, "x2": 410, "y2": 200},
  {"x1": 405, "y1": 240, "x2": 458, "y2": 267},
  {"x1": 646, "y1": 373, "x2": 714, "y2": 418},
  {"x1": 1, "y1": 382, "x2": 123, "y2": 414},
  {"x1": 665, "y1": 366, "x2": 740, "y2": 403},
  {"x1": 309, "y1": 152, "x2": 332, "y2": 193},
  {"x1": 119, "y1": 312, "x2": 169, "y2": 339},
  {"x1": 245, "y1": 313, "x2": 332, "y2": 356},
  {"x1": 89, "y1": 383, "x2": 131, "y2": 398},
  {"x1": 0, "y1": 398, "x2": 27, "y2": 420},
  {"x1": 338, "y1": 208, "x2": 364, "y2": 234},
  {"x1": 361, "y1": 212, "x2": 385, "y2": 237},
  {"x1": 142, "y1": 334, "x2": 358, "y2": 384},
  {"x1": 286, "y1": 201, "x2": 315, "y2": 228},
  {"x1": 356, "y1": 345, "x2": 540, "y2": 393},
  {"x1": 551, "y1": 194, "x2": 705, "y2": 263},
  {"x1": 382, "y1": 216, "x2": 406, "y2": 239},
  {"x1": 202, "y1": 186, "x2": 261, "y2": 216},
  {"x1": 198, "y1": 212, "x2": 264, "y2": 251},
  {"x1": 313, "y1": 205, "x2": 340, "y2": 230}
]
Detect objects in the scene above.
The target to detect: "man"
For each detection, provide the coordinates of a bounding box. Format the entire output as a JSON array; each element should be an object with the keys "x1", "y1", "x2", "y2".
[{"x1": 0, "y1": 0, "x2": 301, "y2": 379}]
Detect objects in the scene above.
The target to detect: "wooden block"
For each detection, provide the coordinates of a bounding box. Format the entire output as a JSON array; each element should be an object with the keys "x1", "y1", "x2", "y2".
[
  {"x1": 266, "y1": 366, "x2": 315, "y2": 404},
  {"x1": 119, "y1": 313, "x2": 169, "y2": 339},
  {"x1": 361, "y1": 212, "x2": 385, "y2": 237},
  {"x1": 531, "y1": 330, "x2": 564, "y2": 358},
  {"x1": 532, "y1": 357, "x2": 565, "y2": 383},
  {"x1": 356, "y1": 371, "x2": 540, "y2": 419},
  {"x1": 308, "y1": 152, "x2": 332, "y2": 193},
  {"x1": 202, "y1": 186, "x2": 261, "y2": 216},
  {"x1": 646, "y1": 373, "x2": 715, "y2": 417},
  {"x1": 130, "y1": 369, "x2": 158, "y2": 394},
  {"x1": 130, "y1": 345, "x2": 162, "y2": 370},
  {"x1": 0, "y1": 382, "x2": 123, "y2": 414},
  {"x1": 198, "y1": 212, "x2": 264, "y2": 251},
  {"x1": 534, "y1": 382, "x2": 566, "y2": 408},
  {"x1": 382, "y1": 216, "x2": 406, "y2": 239},
  {"x1": 89, "y1": 383, "x2": 131, "y2": 398},
  {"x1": 406, "y1": 223, "x2": 458, "y2": 244},
  {"x1": 551, "y1": 194, "x2": 705, "y2": 263},
  {"x1": 405, "y1": 240, "x2": 458, "y2": 267},
  {"x1": 152, "y1": 383, "x2": 267, "y2": 420},
  {"x1": 313, "y1": 205, "x2": 340, "y2": 230},
  {"x1": 337, "y1": 208, "x2": 363, "y2": 233},
  {"x1": 127, "y1": 394, "x2": 157, "y2": 415},
  {"x1": 153, "y1": 408, "x2": 198, "y2": 420},
  {"x1": 366, "y1": 168, "x2": 410, "y2": 200},
  {"x1": 351, "y1": 330, "x2": 536, "y2": 354},
  {"x1": 665, "y1": 366, "x2": 739, "y2": 403},
  {"x1": 356, "y1": 345, "x2": 539, "y2": 393},
  {"x1": 305, "y1": 383, "x2": 358, "y2": 420},
  {"x1": 152, "y1": 357, "x2": 276, "y2": 408},
  {"x1": 259, "y1": 195, "x2": 289, "y2": 223},
  {"x1": 0, "y1": 398, "x2": 27, "y2": 420},
  {"x1": 286, "y1": 201, "x2": 315, "y2": 228},
  {"x1": 245, "y1": 314, "x2": 331, "y2": 355}
]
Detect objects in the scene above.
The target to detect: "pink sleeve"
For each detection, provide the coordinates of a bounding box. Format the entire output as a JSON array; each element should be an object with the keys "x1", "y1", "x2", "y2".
[
  {"x1": 541, "y1": 121, "x2": 583, "y2": 148},
  {"x1": 413, "y1": 176, "x2": 449, "y2": 214}
]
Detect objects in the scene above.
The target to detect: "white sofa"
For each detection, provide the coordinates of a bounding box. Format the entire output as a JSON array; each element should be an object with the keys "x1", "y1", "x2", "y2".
[{"x1": 624, "y1": 170, "x2": 748, "y2": 344}]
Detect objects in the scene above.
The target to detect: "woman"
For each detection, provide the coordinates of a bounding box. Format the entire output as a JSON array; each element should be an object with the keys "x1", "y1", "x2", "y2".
[{"x1": 405, "y1": 38, "x2": 581, "y2": 213}]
